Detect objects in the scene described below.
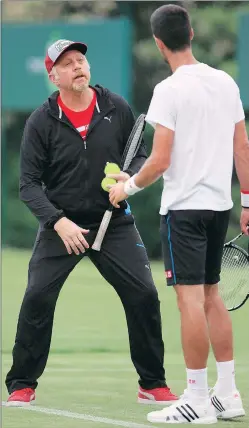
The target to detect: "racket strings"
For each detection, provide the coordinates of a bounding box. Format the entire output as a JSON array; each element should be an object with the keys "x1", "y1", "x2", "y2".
[
  {"x1": 219, "y1": 246, "x2": 249, "y2": 310},
  {"x1": 122, "y1": 116, "x2": 145, "y2": 170}
]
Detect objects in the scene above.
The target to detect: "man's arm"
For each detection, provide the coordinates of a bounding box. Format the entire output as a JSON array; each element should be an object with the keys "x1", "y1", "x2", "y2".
[
  {"x1": 109, "y1": 82, "x2": 175, "y2": 205},
  {"x1": 134, "y1": 124, "x2": 173, "y2": 188},
  {"x1": 134, "y1": 82, "x2": 175, "y2": 187},
  {"x1": 20, "y1": 116, "x2": 90, "y2": 254},
  {"x1": 234, "y1": 120, "x2": 249, "y2": 191},
  {"x1": 20, "y1": 118, "x2": 64, "y2": 227},
  {"x1": 233, "y1": 119, "x2": 249, "y2": 235},
  {"x1": 109, "y1": 124, "x2": 174, "y2": 207}
]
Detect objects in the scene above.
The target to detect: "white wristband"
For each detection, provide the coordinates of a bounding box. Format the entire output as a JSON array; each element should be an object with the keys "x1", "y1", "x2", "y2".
[
  {"x1": 124, "y1": 174, "x2": 143, "y2": 196},
  {"x1": 241, "y1": 190, "x2": 249, "y2": 208}
]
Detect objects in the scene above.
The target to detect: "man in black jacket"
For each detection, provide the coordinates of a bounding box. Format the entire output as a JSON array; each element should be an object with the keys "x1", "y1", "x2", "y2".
[{"x1": 6, "y1": 39, "x2": 177, "y2": 406}]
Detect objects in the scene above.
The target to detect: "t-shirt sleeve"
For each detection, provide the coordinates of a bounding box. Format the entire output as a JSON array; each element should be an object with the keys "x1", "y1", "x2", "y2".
[
  {"x1": 234, "y1": 87, "x2": 245, "y2": 124},
  {"x1": 145, "y1": 83, "x2": 176, "y2": 131}
]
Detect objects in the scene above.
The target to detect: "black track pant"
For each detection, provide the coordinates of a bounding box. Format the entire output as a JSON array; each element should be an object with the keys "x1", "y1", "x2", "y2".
[{"x1": 6, "y1": 215, "x2": 166, "y2": 393}]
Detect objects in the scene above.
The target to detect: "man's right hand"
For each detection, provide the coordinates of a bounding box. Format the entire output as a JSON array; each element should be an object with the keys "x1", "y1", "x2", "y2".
[
  {"x1": 54, "y1": 217, "x2": 89, "y2": 255},
  {"x1": 240, "y1": 208, "x2": 249, "y2": 235}
]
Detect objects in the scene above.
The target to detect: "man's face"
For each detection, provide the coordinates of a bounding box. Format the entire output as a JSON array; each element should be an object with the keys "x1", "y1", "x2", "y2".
[{"x1": 50, "y1": 50, "x2": 91, "y2": 92}]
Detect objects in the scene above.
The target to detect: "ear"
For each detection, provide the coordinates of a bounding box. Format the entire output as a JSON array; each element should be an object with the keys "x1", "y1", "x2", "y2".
[
  {"x1": 190, "y1": 28, "x2": 194, "y2": 41},
  {"x1": 49, "y1": 73, "x2": 59, "y2": 86},
  {"x1": 49, "y1": 73, "x2": 55, "y2": 84},
  {"x1": 87, "y1": 60, "x2": 91, "y2": 70},
  {"x1": 154, "y1": 36, "x2": 165, "y2": 51}
]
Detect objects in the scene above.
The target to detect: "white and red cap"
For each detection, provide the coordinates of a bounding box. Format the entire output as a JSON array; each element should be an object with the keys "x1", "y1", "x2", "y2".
[{"x1": 45, "y1": 39, "x2": 88, "y2": 74}]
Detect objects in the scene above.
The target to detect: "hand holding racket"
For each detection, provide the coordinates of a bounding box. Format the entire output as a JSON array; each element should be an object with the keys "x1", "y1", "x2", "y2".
[
  {"x1": 108, "y1": 181, "x2": 128, "y2": 208},
  {"x1": 219, "y1": 232, "x2": 249, "y2": 311},
  {"x1": 91, "y1": 113, "x2": 146, "y2": 251}
]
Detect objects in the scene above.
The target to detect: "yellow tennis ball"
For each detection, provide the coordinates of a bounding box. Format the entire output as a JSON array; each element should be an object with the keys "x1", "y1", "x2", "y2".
[
  {"x1": 104, "y1": 162, "x2": 120, "y2": 175},
  {"x1": 101, "y1": 177, "x2": 116, "y2": 192}
]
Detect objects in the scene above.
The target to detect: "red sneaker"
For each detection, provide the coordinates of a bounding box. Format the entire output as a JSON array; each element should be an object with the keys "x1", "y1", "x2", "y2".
[
  {"x1": 138, "y1": 386, "x2": 178, "y2": 405},
  {"x1": 6, "y1": 388, "x2": 35, "y2": 407}
]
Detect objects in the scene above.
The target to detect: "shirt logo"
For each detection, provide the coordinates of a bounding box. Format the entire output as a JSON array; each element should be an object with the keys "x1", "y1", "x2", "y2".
[
  {"x1": 76, "y1": 124, "x2": 89, "y2": 133},
  {"x1": 104, "y1": 115, "x2": 112, "y2": 123}
]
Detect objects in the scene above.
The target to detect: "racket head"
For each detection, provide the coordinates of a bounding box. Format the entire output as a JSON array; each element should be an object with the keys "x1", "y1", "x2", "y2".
[
  {"x1": 121, "y1": 114, "x2": 146, "y2": 170},
  {"x1": 219, "y1": 243, "x2": 249, "y2": 311},
  {"x1": 92, "y1": 114, "x2": 146, "y2": 252}
]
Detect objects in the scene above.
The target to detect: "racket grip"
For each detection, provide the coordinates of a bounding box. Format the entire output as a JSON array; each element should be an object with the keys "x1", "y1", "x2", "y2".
[{"x1": 91, "y1": 210, "x2": 113, "y2": 251}]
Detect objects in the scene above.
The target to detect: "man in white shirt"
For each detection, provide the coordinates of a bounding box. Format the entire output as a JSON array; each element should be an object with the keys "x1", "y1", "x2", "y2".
[{"x1": 109, "y1": 3, "x2": 249, "y2": 425}]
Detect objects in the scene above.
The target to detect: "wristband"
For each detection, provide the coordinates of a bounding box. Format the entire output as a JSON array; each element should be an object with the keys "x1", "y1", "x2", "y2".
[
  {"x1": 241, "y1": 190, "x2": 249, "y2": 208},
  {"x1": 124, "y1": 174, "x2": 143, "y2": 196}
]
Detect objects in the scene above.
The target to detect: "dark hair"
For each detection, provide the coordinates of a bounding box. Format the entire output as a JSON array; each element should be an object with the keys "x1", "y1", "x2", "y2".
[{"x1": 150, "y1": 4, "x2": 191, "y2": 52}]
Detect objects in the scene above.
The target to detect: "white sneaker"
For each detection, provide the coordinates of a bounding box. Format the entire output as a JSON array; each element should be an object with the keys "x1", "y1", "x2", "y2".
[
  {"x1": 210, "y1": 389, "x2": 245, "y2": 419},
  {"x1": 147, "y1": 397, "x2": 217, "y2": 424}
]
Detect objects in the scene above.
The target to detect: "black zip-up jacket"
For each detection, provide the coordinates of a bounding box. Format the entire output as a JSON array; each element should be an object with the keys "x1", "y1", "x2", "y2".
[{"x1": 19, "y1": 85, "x2": 147, "y2": 228}]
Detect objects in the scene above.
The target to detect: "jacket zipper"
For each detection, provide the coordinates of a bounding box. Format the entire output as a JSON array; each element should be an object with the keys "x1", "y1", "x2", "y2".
[
  {"x1": 49, "y1": 106, "x2": 114, "y2": 212},
  {"x1": 82, "y1": 105, "x2": 114, "y2": 151},
  {"x1": 51, "y1": 106, "x2": 114, "y2": 148}
]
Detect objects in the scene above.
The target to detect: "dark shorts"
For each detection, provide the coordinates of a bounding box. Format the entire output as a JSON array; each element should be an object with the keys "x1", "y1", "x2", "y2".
[{"x1": 160, "y1": 209, "x2": 231, "y2": 286}]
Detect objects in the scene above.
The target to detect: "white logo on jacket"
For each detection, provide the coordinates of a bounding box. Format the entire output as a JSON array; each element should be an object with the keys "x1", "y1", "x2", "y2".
[{"x1": 104, "y1": 116, "x2": 112, "y2": 123}]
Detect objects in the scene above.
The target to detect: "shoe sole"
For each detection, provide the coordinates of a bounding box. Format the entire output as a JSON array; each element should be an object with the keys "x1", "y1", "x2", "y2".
[
  {"x1": 217, "y1": 409, "x2": 245, "y2": 419},
  {"x1": 147, "y1": 415, "x2": 217, "y2": 424},
  {"x1": 5, "y1": 400, "x2": 35, "y2": 407},
  {"x1": 138, "y1": 398, "x2": 178, "y2": 405}
]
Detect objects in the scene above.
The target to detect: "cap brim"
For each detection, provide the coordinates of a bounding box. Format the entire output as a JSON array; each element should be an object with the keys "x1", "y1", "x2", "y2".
[{"x1": 54, "y1": 42, "x2": 88, "y2": 64}]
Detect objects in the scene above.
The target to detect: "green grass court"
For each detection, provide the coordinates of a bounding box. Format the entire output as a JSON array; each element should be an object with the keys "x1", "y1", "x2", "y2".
[{"x1": 2, "y1": 249, "x2": 249, "y2": 427}]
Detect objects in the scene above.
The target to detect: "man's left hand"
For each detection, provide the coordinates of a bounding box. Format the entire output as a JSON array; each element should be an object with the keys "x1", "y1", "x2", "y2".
[{"x1": 109, "y1": 182, "x2": 128, "y2": 208}]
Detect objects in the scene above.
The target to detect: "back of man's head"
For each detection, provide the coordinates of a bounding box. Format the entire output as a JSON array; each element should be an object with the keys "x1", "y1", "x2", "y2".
[{"x1": 150, "y1": 4, "x2": 191, "y2": 52}]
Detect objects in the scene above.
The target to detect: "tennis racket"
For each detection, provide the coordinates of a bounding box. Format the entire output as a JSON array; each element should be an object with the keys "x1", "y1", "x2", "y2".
[
  {"x1": 219, "y1": 232, "x2": 249, "y2": 311},
  {"x1": 92, "y1": 113, "x2": 146, "y2": 251}
]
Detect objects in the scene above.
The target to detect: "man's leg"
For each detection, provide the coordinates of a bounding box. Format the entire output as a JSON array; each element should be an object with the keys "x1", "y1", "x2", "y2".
[
  {"x1": 89, "y1": 215, "x2": 177, "y2": 404},
  {"x1": 174, "y1": 285, "x2": 210, "y2": 397},
  {"x1": 204, "y1": 211, "x2": 245, "y2": 418},
  {"x1": 175, "y1": 285, "x2": 209, "y2": 369},
  {"x1": 6, "y1": 229, "x2": 83, "y2": 400},
  {"x1": 162, "y1": 211, "x2": 212, "y2": 400},
  {"x1": 204, "y1": 284, "x2": 235, "y2": 392},
  {"x1": 147, "y1": 211, "x2": 217, "y2": 424}
]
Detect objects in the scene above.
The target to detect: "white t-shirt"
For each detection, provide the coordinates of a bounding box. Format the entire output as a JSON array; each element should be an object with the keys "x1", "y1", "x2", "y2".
[{"x1": 146, "y1": 63, "x2": 245, "y2": 214}]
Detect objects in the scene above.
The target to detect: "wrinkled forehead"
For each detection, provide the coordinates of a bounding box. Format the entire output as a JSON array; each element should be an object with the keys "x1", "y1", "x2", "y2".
[{"x1": 56, "y1": 49, "x2": 86, "y2": 64}]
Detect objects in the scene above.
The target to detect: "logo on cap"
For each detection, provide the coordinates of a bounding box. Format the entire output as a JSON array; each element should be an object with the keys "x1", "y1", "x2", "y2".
[{"x1": 54, "y1": 40, "x2": 72, "y2": 53}]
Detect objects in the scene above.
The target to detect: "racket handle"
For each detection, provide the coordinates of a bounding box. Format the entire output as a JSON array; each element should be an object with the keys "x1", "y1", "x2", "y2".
[{"x1": 92, "y1": 210, "x2": 113, "y2": 251}]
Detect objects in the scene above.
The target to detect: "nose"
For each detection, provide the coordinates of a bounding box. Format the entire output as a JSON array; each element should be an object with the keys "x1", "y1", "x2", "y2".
[{"x1": 73, "y1": 61, "x2": 81, "y2": 71}]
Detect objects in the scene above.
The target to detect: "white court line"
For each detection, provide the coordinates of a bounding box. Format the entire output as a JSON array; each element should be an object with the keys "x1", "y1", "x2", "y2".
[
  {"x1": 2, "y1": 402, "x2": 153, "y2": 428},
  {"x1": 44, "y1": 368, "x2": 134, "y2": 373}
]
